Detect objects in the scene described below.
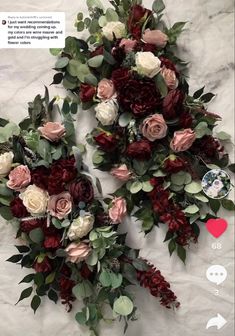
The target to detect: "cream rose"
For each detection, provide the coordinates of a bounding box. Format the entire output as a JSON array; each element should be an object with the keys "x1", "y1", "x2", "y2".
[
  {"x1": 141, "y1": 114, "x2": 168, "y2": 141},
  {"x1": 102, "y1": 21, "x2": 126, "y2": 41},
  {"x1": 7, "y1": 165, "x2": 31, "y2": 191},
  {"x1": 142, "y1": 29, "x2": 168, "y2": 48},
  {"x1": 97, "y1": 79, "x2": 116, "y2": 101},
  {"x1": 65, "y1": 242, "x2": 91, "y2": 263},
  {"x1": 67, "y1": 214, "x2": 95, "y2": 240},
  {"x1": 110, "y1": 164, "x2": 132, "y2": 182},
  {"x1": 38, "y1": 122, "x2": 66, "y2": 142},
  {"x1": 95, "y1": 100, "x2": 118, "y2": 126},
  {"x1": 0, "y1": 152, "x2": 14, "y2": 178},
  {"x1": 135, "y1": 52, "x2": 161, "y2": 78},
  {"x1": 48, "y1": 192, "x2": 72, "y2": 220},
  {"x1": 109, "y1": 197, "x2": 127, "y2": 224},
  {"x1": 170, "y1": 129, "x2": 196, "y2": 152},
  {"x1": 20, "y1": 184, "x2": 48, "y2": 215},
  {"x1": 161, "y1": 67, "x2": 178, "y2": 90}
]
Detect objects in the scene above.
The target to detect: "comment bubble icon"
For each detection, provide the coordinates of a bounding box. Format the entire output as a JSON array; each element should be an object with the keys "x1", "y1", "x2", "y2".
[{"x1": 206, "y1": 265, "x2": 227, "y2": 285}]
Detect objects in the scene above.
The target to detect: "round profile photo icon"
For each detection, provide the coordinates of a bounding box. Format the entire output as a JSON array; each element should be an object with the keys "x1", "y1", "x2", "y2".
[
  {"x1": 202, "y1": 169, "x2": 231, "y2": 199},
  {"x1": 2, "y1": 20, "x2": 7, "y2": 25}
]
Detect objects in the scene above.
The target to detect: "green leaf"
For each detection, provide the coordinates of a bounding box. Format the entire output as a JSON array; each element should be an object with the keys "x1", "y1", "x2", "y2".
[
  {"x1": 70, "y1": 102, "x2": 78, "y2": 114},
  {"x1": 132, "y1": 259, "x2": 148, "y2": 271},
  {"x1": 193, "y1": 86, "x2": 205, "y2": 99},
  {"x1": 142, "y1": 216, "x2": 154, "y2": 232},
  {"x1": 16, "y1": 287, "x2": 33, "y2": 304},
  {"x1": 152, "y1": 0, "x2": 165, "y2": 13},
  {"x1": 92, "y1": 151, "x2": 104, "y2": 165},
  {"x1": 228, "y1": 164, "x2": 235, "y2": 173},
  {"x1": 141, "y1": 181, "x2": 154, "y2": 192},
  {"x1": 168, "y1": 239, "x2": 176, "y2": 256},
  {"x1": 177, "y1": 245, "x2": 186, "y2": 264},
  {"x1": 72, "y1": 281, "x2": 93, "y2": 299},
  {"x1": 110, "y1": 273, "x2": 123, "y2": 289},
  {"x1": 216, "y1": 131, "x2": 231, "y2": 141},
  {"x1": 209, "y1": 198, "x2": 221, "y2": 214},
  {"x1": 155, "y1": 73, "x2": 168, "y2": 97},
  {"x1": 48, "y1": 289, "x2": 58, "y2": 303},
  {"x1": 0, "y1": 122, "x2": 20, "y2": 143},
  {"x1": 34, "y1": 272, "x2": 44, "y2": 287},
  {"x1": 6, "y1": 254, "x2": 23, "y2": 263},
  {"x1": 84, "y1": 73, "x2": 98, "y2": 86},
  {"x1": 75, "y1": 310, "x2": 87, "y2": 325},
  {"x1": 31, "y1": 295, "x2": 41, "y2": 314},
  {"x1": 15, "y1": 245, "x2": 30, "y2": 253},
  {"x1": 113, "y1": 296, "x2": 134, "y2": 316},
  {"x1": 119, "y1": 112, "x2": 133, "y2": 127},
  {"x1": 99, "y1": 270, "x2": 111, "y2": 287},
  {"x1": 45, "y1": 272, "x2": 56, "y2": 285},
  {"x1": 19, "y1": 274, "x2": 35, "y2": 284},
  {"x1": 194, "y1": 121, "x2": 212, "y2": 138},
  {"x1": 184, "y1": 181, "x2": 202, "y2": 194},
  {"x1": 62, "y1": 99, "x2": 70, "y2": 114},
  {"x1": 200, "y1": 93, "x2": 215, "y2": 103},
  {"x1": 36, "y1": 139, "x2": 51, "y2": 162},
  {"x1": 183, "y1": 204, "x2": 199, "y2": 214},
  {"x1": 77, "y1": 21, "x2": 85, "y2": 32},
  {"x1": 153, "y1": 170, "x2": 166, "y2": 177},
  {"x1": 29, "y1": 228, "x2": 44, "y2": 244},
  {"x1": 0, "y1": 206, "x2": 13, "y2": 220},
  {"x1": 130, "y1": 181, "x2": 142, "y2": 194},
  {"x1": 49, "y1": 48, "x2": 61, "y2": 56},
  {"x1": 221, "y1": 199, "x2": 235, "y2": 211},
  {"x1": 67, "y1": 59, "x2": 82, "y2": 77},
  {"x1": 164, "y1": 230, "x2": 174, "y2": 242},
  {"x1": 87, "y1": 0, "x2": 104, "y2": 10},
  {"x1": 86, "y1": 250, "x2": 99, "y2": 266},
  {"x1": 88, "y1": 55, "x2": 104, "y2": 68},
  {"x1": 106, "y1": 8, "x2": 119, "y2": 21},
  {"x1": 55, "y1": 57, "x2": 69, "y2": 69},
  {"x1": 194, "y1": 194, "x2": 209, "y2": 202},
  {"x1": 103, "y1": 49, "x2": 116, "y2": 65}
]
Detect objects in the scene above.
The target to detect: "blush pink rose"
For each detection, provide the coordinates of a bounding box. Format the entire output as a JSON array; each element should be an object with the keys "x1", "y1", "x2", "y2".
[
  {"x1": 38, "y1": 122, "x2": 66, "y2": 142},
  {"x1": 141, "y1": 114, "x2": 168, "y2": 141},
  {"x1": 110, "y1": 164, "x2": 132, "y2": 182},
  {"x1": 7, "y1": 165, "x2": 31, "y2": 191},
  {"x1": 170, "y1": 129, "x2": 196, "y2": 152},
  {"x1": 119, "y1": 38, "x2": 137, "y2": 52},
  {"x1": 48, "y1": 192, "x2": 72, "y2": 219},
  {"x1": 109, "y1": 197, "x2": 127, "y2": 224},
  {"x1": 161, "y1": 67, "x2": 178, "y2": 90},
  {"x1": 97, "y1": 79, "x2": 116, "y2": 101},
  {"x1": 65, "y1": 242, "x2": 91, "y2": 263},
  {"x1": 142, "y1": 29, "x2": 168, "y2": 48}
]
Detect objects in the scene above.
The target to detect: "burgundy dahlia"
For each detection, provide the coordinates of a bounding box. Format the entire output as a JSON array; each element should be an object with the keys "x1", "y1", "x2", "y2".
[
  {"x1": 10, "y1": 197, "x2": 29, "y2": 218},
  {"x1": 162, "y1": 89, "x2": 185, "y2": 120},
  {"x1": 69, "y1": 177, "x2": 94, "y2": 204},
  {"x1": 126, "y1": 139, "x2": 152, "y2": 161}
]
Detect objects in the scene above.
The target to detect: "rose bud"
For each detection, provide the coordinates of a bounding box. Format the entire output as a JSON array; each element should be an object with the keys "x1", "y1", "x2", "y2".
[
  {"x1": 38, "y1": 122, "x2": 66, "y2": 142},
  {"x1": 94, "y1": 132, "x2": 118, "y2": 152},
  {"x1": 126, "y1": 139, "x2": 152, "y2": 161},
  {"x1": 161, "y1": 67, "x2": 178, "y2": 90},
  {"x1": 79, "y1": 84, "x2": 96, "y2": 103},
  {"x1": 109, "y1": 197, "x2": 127, "y2": 224},
  {"x1": 141, "y1": 114, "x2": 168, "y2": 141},
  {"x1": 110, "y1": 164, "x2": 132, "y2": 182},
  {"x1": 170, "y1": 129, "x2": 196, "y2": 152},
  {"x1": 142, "y1": 29, "x2": 168, "y2": 48}
]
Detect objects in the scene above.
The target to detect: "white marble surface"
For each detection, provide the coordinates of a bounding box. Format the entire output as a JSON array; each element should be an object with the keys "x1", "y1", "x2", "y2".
[{"x1": 0, "y1": 1, "x2": 234, "y2": 335}]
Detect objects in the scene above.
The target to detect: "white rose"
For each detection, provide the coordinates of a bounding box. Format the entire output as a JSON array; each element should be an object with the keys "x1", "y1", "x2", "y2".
[
  {"x1": 102, "y1": 21, "x2": 126, "y2": 41},
  {"x1": 0, "y1": 152, "x2": 14, "y2": 178},
  {"x1": 135, "y1": 52, "x2": 161, "y2": 78},
  {"x1": 20, "y1": 184, "x2": 49, "y2": 215},
  {"x1": 67, "y1": 214, "x2": 95, "y2": 240},
  {"x1": 95, "y1": 100, "x2": 118, "y2": 126}
]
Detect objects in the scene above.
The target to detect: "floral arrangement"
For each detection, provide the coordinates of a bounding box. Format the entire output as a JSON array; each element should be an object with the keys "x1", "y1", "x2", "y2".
[
  {"x1": 0, "y1": 88, "x2": 179, "y2": 335},
  {"x1": 51, "y1": 0, "x2": 235, "y2": 262}
]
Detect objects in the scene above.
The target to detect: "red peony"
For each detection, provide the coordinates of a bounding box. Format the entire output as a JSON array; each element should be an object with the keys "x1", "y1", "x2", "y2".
[
  {"x1": 111, "y1": 68, "x2": 131, "y2": 91},
  {"x1": 162, "y1": 89, "x2": 185, "y2": 120},
  {"x1": 31, "y1": 166, "x2": 50, "y2": 190},
  {"x1": 118, "y1": 79, "x2": 161, "y2": 118},
  {"x1": 20, "y1": 218, "x2": 45, "y2": 233},
  {"x1": 34, "y1": 257, "x2": 52, "y2": 273},
  {"x1": 128, "y1": 5, "x2": 152, "y2": 39},
  {"x1": 94, "y1": 132, "x2": 118, "y2": 152},
  {"x1": 69, "y1": 177, "x2": 94, "y2": 204},
  {"x1": 163, "y1": 156, "x2": 187, "y2": 174},
  {"x1": 10, "y1": 197, "x2": 29, "y2": 218},
  {"x1": 79, "y1": 84, "x2": 96, "y2": 103},
  {"x1": 44, "y1": 234, "x2": 61, "y2": 249},
  {"x1": 126, "y1": 139, "x2": 152, "y2": 161}
]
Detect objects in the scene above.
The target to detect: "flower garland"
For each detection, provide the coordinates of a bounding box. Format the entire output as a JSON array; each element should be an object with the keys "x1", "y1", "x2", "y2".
[
  {"x1": 51, "y1": 0, "x2": 235, "y2": 262},
  {"x1": 0, "y1": 88, "x2": 179, "y2": 335}
]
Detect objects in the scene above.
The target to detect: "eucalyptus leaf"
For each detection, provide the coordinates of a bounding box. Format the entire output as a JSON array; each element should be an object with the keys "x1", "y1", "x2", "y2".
[
  {"x1": 183, "y1": 204, "x2": 199, "y2": 214},
  {"x1": 55, "y1": 57, "x2": 69, "y2": 69},
  {"x1": 106, "y1": 8, "x2": 119, "y2": 22},
  {"x1": 29, "y1": 228, "x2": 44, "y2": 244},
  {"x1": 216, "y1": 131, "x2": 231, "y2": 141},
  {"x1": 72, "y1": 281, "x2": 93, "y2": 299},
  {"x1": 88, "y1": 55, "x2": 104, "y2": 68},
  {"x1": 130, "y1": 181, "x2": 142, "y2": 194},
  {"x1": 141, "y1": 181, "x2": 154, "y2": 192},
  {"x1": 113, "y1": 296, "x2": 134, "y2": 316},
  {"x1": 184, "y1": 181, "x2": 202, "y2": 194},
  {"x1": 118, "y1": 112, "x2": 132, "y2": 127}
]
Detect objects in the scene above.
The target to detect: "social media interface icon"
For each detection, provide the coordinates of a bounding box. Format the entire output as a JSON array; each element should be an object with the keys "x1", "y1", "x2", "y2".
[
  {"x1": 206, "y1": 314, "x2": 227, "y2": 330},
  {"x1": 206, "y1": 265, "x2": 227, "y2": 285},
  {"x1": 206, "y1": 218, "x2": 228, "y2": 238}
]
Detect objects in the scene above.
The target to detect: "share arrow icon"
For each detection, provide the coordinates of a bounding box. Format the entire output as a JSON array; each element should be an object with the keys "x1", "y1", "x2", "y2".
[{"x1": 206, "y1": 314, "x2": 227, "y2": 330}]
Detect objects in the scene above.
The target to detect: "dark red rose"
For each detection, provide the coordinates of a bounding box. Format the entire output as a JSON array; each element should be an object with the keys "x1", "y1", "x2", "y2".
[
  {"x1": 20, "y1": 218, "x2": 44, "y2": 233},
  {"x1": 162, "y1": 89, "x2": 185, "y2": 120},
  {"x1": 94, "y1": 132, "x2": 118, "y2": 152},
  {"x1": 112, "y1": 68, "x2": 131, "y2": 91},
  {"x1": 10, "y1": 197, "x2": 29, "y2": 218},
  {"x1": 79, "y1": 84, "x2": 96, "y2": 103},
  {"x1": 44, "y1": 234, "x2": 61, "y2": 249},
  {"x1": 34, "y1": 257, "x2": 52, "y2": 273},
  {"x1": 159, "y1": 57, "x2": 177, "y2": 73},
  {"x1": 128, "y1": 5, "x2": 152, "y2": 39},
  {"x1": 118, "y1": 79, "x2": 161, "y2": 118},
  {"x1": 90, "y1": 45, "x2": 104, "y2": 58},
  {"x1": 126, "y1": 139, "x2": 152, "y2": 161},
  {"x1": 179, "y1": 112, "x2": 193, "y2": 128},
  {"x1": 69, "y1": 178, "x2": 94, "y2": 204},
  {"x1": 80, "y1": 263, "x2": 93, "y2": 280},
  {"x1": 163, "y1": 156, "x2": 187, "y2": 174},
  {"x1": 31, "y1": 166, "x2": 50, "y2": 190}
]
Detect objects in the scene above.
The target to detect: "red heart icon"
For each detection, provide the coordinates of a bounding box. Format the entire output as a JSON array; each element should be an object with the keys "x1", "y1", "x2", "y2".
[{"x1": 206, "y1": 218, "x2": 228, "y2": 238}]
